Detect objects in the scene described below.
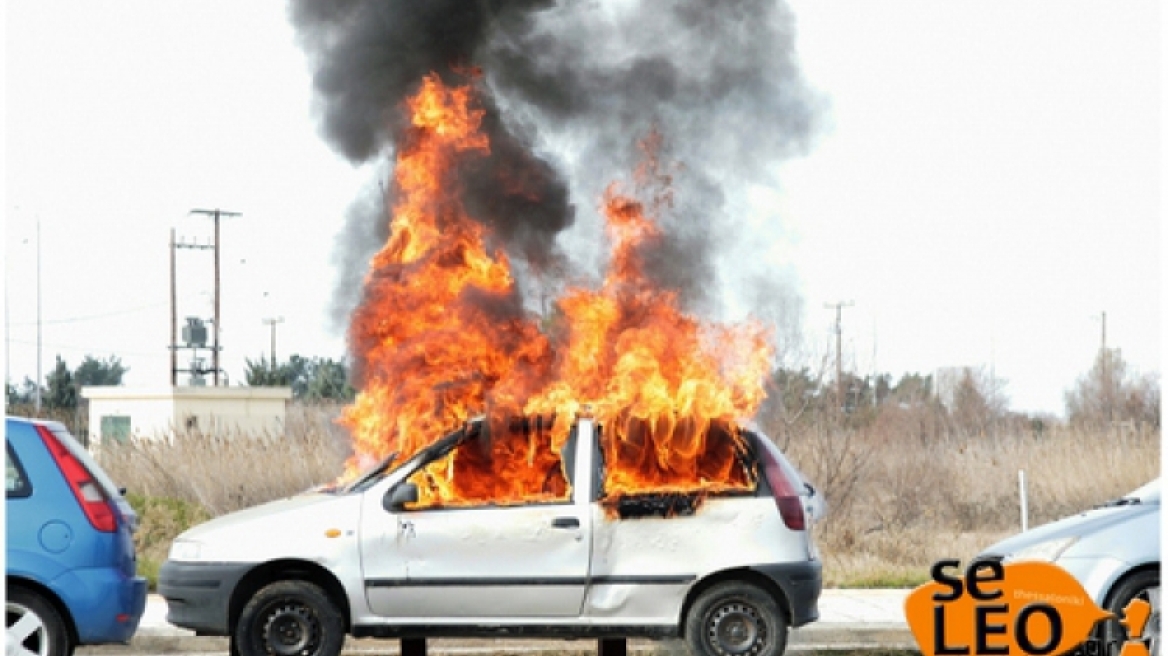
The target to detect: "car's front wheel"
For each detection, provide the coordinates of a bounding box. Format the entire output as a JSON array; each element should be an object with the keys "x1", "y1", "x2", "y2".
[
  {"x1": 1104, "y1": 569, "x2": 1160, "y2": 656},
  {"x1": 685, "y1": 581, "x2": 788, "y2": 656},
  {"x1": 235, "y1": 580, "x2": 345, "y2": 656},
  {"x1": 6, "y1": 586, "x2": 73, "y2": 656}
]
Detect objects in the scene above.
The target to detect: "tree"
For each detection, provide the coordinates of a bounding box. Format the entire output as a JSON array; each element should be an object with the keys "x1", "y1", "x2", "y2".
[
  {"x1": 1066, "y1": 348, "x2": 1160, "y2": 429},
  {"x1": 890, "y1": 373, "x2": 934, "y2": 405},
  {"x1": 302, "y1": 358, "x2": 355, "y2": 401},
  {"x1": 245, "y1": 354, "x2": 355, "y2": 401},
  {"x1": 945, "y1": 366, "x2": 1009, "y2": 437},
  {"x1": 45, "y1": 355, "x2": 77, "y2": 409},
  {"x1": 244, "y1": 355, "x2": 290, "y2": 386},
  {"x1": 75, "y1": 355, "x2": 128, "y2": 386},
  {"x1": 7, "y1": 378, "x2": 41, "y2": 406}
]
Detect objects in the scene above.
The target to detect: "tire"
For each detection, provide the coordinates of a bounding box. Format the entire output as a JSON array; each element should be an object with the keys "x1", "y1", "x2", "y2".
[
  {"x1": 685, "y1": 581, "x2": 788, "y2": 656},
  {"x1": 234, "y1": 581, "x2": 345, "y2": 656},
  {"x1": 1103, "y1": 569, "x2": 1160, "y2": 656},
  {"x1": 6, "y1": 586, "x2": 73, "y2": 656}
]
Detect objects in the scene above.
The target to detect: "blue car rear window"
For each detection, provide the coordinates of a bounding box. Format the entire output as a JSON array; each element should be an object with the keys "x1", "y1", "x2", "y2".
[{"x1": 6, "y1": 442, "x2": 32, "y2": 499}]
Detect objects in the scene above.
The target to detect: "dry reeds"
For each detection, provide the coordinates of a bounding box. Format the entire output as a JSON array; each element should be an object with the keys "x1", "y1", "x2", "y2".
[
  {"x1": 783, "y1": 423, "x2": 1160, "y2": 586},
  {"x1": 92, "y1": 401, "x2": 1159, "y2": 588},
  {"x1": 93, "y1": 403, "x2": 351, "y2": 516}
]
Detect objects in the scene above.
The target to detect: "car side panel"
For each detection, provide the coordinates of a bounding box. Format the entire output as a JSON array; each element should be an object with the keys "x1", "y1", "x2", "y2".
[{"x1": 584, "y1": 496, "x2": 810, "y2": 623}]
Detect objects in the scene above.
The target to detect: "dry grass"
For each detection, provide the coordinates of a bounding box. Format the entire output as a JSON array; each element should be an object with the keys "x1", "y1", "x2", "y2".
[
  {"x1": 92, "y1": 403, "x2": 1160, "y2": 589},
  {"x1": 784, "y1": 423, "x2": 1160, "y2": 587},
  {"x1": 94, "y1": 403, "x2": 351, "y2": 516}
]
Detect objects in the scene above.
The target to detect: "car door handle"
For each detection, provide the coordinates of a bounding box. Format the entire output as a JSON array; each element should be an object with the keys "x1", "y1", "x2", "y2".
[{"x1": 551, "y1": 517, "x2": 580, "y2": 529}]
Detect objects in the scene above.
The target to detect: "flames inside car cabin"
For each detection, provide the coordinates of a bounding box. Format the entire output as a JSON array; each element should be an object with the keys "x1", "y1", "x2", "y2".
[{"x1": 335, "y1": 74, "x2": 773, "y2": 515}]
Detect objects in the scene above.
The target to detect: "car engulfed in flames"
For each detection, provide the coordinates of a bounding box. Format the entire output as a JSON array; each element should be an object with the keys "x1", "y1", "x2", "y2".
[{"x1": 337, "y1": 72, "x2": 776, "y2": 514}]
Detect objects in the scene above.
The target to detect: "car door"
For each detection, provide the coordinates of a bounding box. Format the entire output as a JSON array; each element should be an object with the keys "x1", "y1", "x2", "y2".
[{"x1": 360, "y1": 424, "x2": 591, "y2": 619}]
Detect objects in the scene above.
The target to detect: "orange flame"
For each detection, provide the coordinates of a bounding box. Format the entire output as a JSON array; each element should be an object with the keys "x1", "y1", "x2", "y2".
[{"x1": 339, "y1": 73, "x2": 773, "y2": 511}]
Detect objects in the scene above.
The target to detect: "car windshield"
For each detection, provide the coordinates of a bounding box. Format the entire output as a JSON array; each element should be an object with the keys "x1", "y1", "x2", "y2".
[
  {"x1": 1123, "y1": 478, "x2": 1160, "y2": 503},
  {"x1": 340, "y1": 420, "x2": 481, "y2": 494},
  {"x1": 338, "y1": 452, "x2": 398, "y2": 494},
  {"x1": 1098, "y1": 478, "x2": 1160, "y2": 507}
]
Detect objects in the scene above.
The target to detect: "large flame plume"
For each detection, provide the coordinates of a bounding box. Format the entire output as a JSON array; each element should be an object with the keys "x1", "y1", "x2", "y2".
[{"x1": 340, "y1": 73, "x2": 773, "y2": 509}]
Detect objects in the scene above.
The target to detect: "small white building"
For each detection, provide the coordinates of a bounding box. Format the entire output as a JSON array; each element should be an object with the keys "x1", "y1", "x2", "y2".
[{"x1": 81, "y1": 386, "x2": 293, "y2": 446}]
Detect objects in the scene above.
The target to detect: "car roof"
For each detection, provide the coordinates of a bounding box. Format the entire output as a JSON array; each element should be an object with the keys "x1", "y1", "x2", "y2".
[{"x1": 6, "y1": 415, "x2": 126, "y2": 501}]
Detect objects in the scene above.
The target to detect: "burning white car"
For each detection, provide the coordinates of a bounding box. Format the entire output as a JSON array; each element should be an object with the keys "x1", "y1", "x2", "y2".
[{"x1": 159, "y1": 414, "x2": 823, "y2": 656}]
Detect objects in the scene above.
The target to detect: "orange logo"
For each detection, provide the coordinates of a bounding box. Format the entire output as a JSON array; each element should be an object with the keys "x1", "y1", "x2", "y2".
[
  {"x1": 1116, "y1": 598, "x2": 1152, "y2": 656},
  {"x1": 905, "y1": 559, "x2": 1113, "y2": 656}
]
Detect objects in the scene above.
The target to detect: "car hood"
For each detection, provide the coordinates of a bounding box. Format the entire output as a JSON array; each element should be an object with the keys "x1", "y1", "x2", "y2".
[
  {"x1": 980, "y1": 479, "x2": 1160, "y2": 560},
  {"x1": 176, "y1": 490, "x2": 363, "y2": 562},
  {"x1": 981, "y1": 502, "x2": 1156, "y2": 557}
]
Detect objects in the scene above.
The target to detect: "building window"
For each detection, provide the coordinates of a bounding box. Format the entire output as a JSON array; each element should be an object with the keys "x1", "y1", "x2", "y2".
[{"x1": 100, "y1": 415, "x2": 131, "y2": 443}]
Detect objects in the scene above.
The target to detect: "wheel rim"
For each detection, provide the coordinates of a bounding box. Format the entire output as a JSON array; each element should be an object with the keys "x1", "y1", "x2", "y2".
[
  {"x1": 7, "y1": 602, "x2": 51, "y2": 656},
  {"x1": 1136, "y1": 584, "x2": 1160, "y2": 656},
  {"x1": 707, "y1": 601, "x2": 768, "y2": 655},
  {"x1": 260, "y1": 601, "x2": 321, "y2": 656}
]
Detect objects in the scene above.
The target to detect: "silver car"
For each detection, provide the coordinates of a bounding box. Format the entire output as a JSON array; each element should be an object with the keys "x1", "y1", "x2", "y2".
[
  {"x1": 159, "y1": 416, "x2": 825, "y2": 656},
  {"x1": 979, "y1": 478, "x2": 1160, "y2": 656}
]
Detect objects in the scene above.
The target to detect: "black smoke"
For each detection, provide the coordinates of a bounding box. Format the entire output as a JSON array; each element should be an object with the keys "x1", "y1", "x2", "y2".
[{"x1": 289, "y1": 0, "x2": 822, "y2": 348}]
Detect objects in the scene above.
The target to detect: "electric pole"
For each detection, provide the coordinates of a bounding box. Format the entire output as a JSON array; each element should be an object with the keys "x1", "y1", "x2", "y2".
[
  {"x1": 263, "y1": 317, "x2": 285, "y2": 367},
  {"x1": 824, "y1": 300, "x2": 854, "y2": 408},
  {"x1": 1096, "y1": 310, "x2": 1110, "y2": 424},
  {"x1": 35, "y1": 219, "x2": 42, "y2": 414},
  {"x1": 188, "y1": 209, "x2": 240, "y2": 386}
]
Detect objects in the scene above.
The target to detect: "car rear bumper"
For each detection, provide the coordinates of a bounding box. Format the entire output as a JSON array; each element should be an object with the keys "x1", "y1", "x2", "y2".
[
  {"x1": 752, "y1": 559, "x2": 822, "y2": 627},
  {"x1": 52, "y1": 568, "x2": 148, "y2": 644},
  {"x1": 157, "y1": 560, "x2": 254, "y2": 636}
]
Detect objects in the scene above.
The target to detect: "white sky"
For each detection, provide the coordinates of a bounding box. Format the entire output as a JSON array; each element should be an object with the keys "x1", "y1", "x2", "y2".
[{"x1": 3, "y1": 2, "x2": 1161, "y2": 417}]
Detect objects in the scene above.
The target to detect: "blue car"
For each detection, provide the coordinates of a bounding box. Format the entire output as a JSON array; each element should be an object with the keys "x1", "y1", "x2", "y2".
[{"x1": 6, "y1": 417, "x2": 148, "y2": 656}]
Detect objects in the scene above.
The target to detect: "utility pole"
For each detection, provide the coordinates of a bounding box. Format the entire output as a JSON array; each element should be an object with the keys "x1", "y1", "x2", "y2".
[
  {"x1": 35, "y1": 218, "x2": 42, "y2": 414},
  {"x1": 170, "y1": 228, "x2": 177, "y2": 386},
  {"x1": 188, "y1": 209, "x2": 240, "y2": 386},
  {"x1": 1097, "y1": 310, "x2": 1110, "y2": 424},
  {"x1": 263, "y1": 317, "x2": 285, "y2": 367},
  {"x1": 824, "y1": 300, "x2": 854, "y2": 408}
]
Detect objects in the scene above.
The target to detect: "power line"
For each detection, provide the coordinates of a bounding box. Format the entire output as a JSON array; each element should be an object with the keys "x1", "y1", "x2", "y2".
[
  {"x1": 7, "y1": 337, "x2": 169, "y2": 359},
  {"x1": 8, "y1": 302, "x2": 168, "y2": 326}
]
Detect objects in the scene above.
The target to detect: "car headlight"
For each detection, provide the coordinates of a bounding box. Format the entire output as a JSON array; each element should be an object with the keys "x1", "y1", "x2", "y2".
[
  {"x1": 168, "y1": 539, "x2": 211, "y2": 562},
  {"x1": 1004, "y1": 536, "x2": 1079, "y2": 563}
]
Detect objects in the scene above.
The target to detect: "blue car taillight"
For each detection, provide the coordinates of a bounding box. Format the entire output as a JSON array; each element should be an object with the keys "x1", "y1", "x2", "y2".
[{"x1": 37, "y1": 425, "x2": 119, "y2": 533}]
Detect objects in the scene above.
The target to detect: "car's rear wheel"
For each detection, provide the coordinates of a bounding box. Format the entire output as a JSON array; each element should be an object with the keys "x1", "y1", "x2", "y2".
[
  {"x1": 6, "y1": 586, "x2": 73, "y2": 656},
  {"x1": 1104, "y1": 569, "x2": 1160, "y2": 656},
  {"x1": 235, "y1": 580, "x2": 344, "y2": 656},
  {"x1": 685, "y1": 581, "x2": 788, "y2": 656}
]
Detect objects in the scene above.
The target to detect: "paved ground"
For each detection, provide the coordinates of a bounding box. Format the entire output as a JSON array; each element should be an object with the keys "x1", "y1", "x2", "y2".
[{"x1": 79, "y1": 590, "x2": 916, "y2": 654}]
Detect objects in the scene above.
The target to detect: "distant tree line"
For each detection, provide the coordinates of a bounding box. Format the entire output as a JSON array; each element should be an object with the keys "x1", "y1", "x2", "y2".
[
  {"x1": 244, "y1": 354, "x2": 356, "y2": 401},
  {"x1": 6, "y1": 355, "x2": 127, "y2": 409},
  {"x1": 756, "y1": 347, "x2": 1159, "y2": 445},
  {"x1": 7, "y1": 346, "x2": 1155, "y2": 440}
]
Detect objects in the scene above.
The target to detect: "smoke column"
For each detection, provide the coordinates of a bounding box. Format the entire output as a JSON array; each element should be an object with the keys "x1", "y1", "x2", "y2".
[{"x1": 289, "y1": 0, "x2": 823, "y2": 364}]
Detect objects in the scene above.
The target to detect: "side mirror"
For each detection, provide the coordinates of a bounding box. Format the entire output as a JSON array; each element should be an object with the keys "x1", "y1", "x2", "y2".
[{"x1": 384, "y1": 482, "x2": 419, "y2": 512}]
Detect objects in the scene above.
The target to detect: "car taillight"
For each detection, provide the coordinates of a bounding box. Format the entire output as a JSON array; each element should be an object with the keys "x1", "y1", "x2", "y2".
[
  {"x1": 759, "y1": 443, "x2": 805, "y2": 531},
  {"x1": 37, "y1": 425, "x2": 119, "y2": 533}
]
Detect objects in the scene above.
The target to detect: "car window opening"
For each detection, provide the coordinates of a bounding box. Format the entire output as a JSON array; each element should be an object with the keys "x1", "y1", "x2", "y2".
[{"x1": 405, "y1": 414, "x2": 571, "y2": 510}]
